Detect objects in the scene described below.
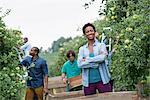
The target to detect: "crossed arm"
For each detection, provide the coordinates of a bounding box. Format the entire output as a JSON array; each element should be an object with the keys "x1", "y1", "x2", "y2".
[{"x1": 77, "y1": 43, "x2": 108, "y2": 68}]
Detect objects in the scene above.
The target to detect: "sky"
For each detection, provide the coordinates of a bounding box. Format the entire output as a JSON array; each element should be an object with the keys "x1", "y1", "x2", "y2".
[{"x1": 0, "y1": 0, "x2": 103, "y2": 50}]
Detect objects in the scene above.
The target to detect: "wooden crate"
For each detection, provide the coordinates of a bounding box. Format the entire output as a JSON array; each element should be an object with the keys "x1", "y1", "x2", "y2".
[
  {"x1": 68, "y1": 75, "x2": 82, "y2": 89},
  {"x1": 64, "y1": 91, "x2": 138, "y2": 100},
  {"x1": 47, "y1": 90, "x2": 84, "y2": 100},
  {"x1": 48, "y1": 76, "x2": 66, "y2": 94}
]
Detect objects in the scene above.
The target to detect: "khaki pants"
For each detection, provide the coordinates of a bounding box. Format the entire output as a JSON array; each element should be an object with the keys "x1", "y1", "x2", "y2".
[{"x1": 25, "y1": 86, "x2": 43, "y2": 100}]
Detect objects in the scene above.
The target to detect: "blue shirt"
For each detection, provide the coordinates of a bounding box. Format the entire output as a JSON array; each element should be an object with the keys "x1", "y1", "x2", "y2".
[
  {"x1": 77, "y1": 39, "x2": 111, "y2": 87},
  {"x1": 21, "y1": 56, "x2": 48, "y2": 88},
  {"x1": 61, "y1": 60, "x2": 81, "y2": 79}
]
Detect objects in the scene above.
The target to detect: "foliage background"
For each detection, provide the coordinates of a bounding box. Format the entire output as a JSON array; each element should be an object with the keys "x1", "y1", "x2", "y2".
[
  {"x1": 0, "y1": 10, "x2": 25, "y2": 100},
  {"x1": 0, "y1": 0, "x2": 149, "y2": 99},
  {"x1": 44, "y1": 0, "x2": 150, "y2": 91}
]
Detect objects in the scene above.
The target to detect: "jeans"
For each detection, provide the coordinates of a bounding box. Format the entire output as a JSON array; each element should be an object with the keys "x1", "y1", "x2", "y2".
[{"x1": 84, "y1": 81, "x2": 112, "y2": 96}]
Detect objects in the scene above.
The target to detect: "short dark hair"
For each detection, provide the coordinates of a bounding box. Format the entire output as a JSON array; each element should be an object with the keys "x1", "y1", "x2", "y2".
[
  {"x1": 66, "y1": 50, "x2": 75, "y2": 58},
  {"x1": 32, "y1": 47, "x2": 40, "y2": 54},
  {"x1": 24, "y1": 37, "x2": 28, "y2": 41},
  {"x1": 82, "y1": 23, "x2": 96, "y2": 34}
]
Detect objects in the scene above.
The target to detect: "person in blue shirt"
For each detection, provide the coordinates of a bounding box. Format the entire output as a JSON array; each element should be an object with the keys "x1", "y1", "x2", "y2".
[
  {"x1": 20, "y1": 37, "x2": 32, "y2": 58},
  {"x1": 20, "y1": 47, "x2": 48, "y2": 100},
  {"x1": 78, "y1": 23, "x2": 112, "y2": 96},
  {"x1": 61, "y1": 50, "x2": 81, "y2": 91}
]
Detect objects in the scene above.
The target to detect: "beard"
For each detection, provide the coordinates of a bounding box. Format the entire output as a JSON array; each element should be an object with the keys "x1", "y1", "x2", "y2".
[{"x1": 29, "y1": 52, "x2": 34, "y2": 56}]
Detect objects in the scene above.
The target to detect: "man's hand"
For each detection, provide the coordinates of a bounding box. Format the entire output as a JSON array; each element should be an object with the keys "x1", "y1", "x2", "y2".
[
  {"x1": 62, "y1": 78, "x2": 68, "y2": 84},
  {"x1": 15, "y1": 45, "x2": 21, "y2": 50},
  {"x1": 43, "y1": 87, "x2": 48, "y2": 94},
  {"x1": 43, "y1": 75, "x2": 48, "y2": 94},
  {"x1": 82, "y1": 58, "x2": 86, "y2": 62}
]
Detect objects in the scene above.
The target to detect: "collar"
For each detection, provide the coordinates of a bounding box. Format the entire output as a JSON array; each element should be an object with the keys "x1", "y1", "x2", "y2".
[
  {"x1": 31, "y1": 56, "x2": 39, "y2": 62},
  {"x1": 69, "y1": 59, "x2": 76, "y2": 65},
  {"x1": 85, "y1": 38, "x2": 98, "y2": 48}
]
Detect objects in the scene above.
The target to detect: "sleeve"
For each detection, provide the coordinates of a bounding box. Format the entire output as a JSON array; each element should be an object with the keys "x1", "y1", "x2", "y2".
[
  {"x1": 20, "y1": 60, "x2": 27, "y2": 66},
  {"x1": 42, "y1": 60, "x2": 48, "y2": 76},
  {"x1": 86, "y1": 43, "x2": 108, "y2": 63},
  {"x1": 77, "y1": 47, "x2": 91, "y2": 68},
  {"x1": 20, "y1": 43, "x2": 29, "y2": 51},
  {"x1": 61, "y1": 64, "x2": 66, "y2": 73},
  {"x1": 20, "y1": 56, "x2": 30, "y2": 66},
  {"x1": 99, "y1": 43, "x2": 108, "y2": 55}
]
